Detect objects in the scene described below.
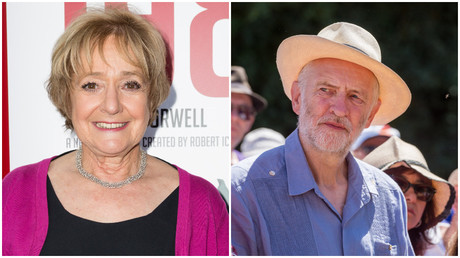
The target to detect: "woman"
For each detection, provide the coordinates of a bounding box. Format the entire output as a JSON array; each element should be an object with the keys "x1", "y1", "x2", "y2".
[
  {"x1": 364, "y1": 136, "x2": 455, "y2": 255},
  {"x1": 3, "y1": 8, "x2": 228, "y2": 256}
]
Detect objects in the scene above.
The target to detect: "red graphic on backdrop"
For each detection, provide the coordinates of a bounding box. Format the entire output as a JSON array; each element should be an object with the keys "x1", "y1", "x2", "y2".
[{"x1": 190, "y1": 2, "x2": 229, "y2": 97}]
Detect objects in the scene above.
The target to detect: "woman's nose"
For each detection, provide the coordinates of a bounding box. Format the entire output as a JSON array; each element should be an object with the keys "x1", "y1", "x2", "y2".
[
  {"x1": 101, "y1": 85, "x2": 122, "y2": 115},
  {"x1": 404, "y1": 186, "x2": 417, "y2": 203}
]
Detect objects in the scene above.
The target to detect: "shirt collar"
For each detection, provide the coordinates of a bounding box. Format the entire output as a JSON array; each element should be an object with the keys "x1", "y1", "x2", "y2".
[
  {"x1": 285, "y1": 129, "x2": 317, "y2": 196},
  {"x1": 285, "y1": 128, "x2": 378, "y2": 199},
  {"x1": 347, "y1": 153, "x2": 379, "y2": 196}
]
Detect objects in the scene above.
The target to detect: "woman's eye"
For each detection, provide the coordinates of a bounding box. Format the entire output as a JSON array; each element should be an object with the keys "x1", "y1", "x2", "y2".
[
  {"x1": 124, "y1": 80, "x2": 141, "y2": 90},
  {"x1": 81, "y1": 82, "x2": 98, "y2": 91}
]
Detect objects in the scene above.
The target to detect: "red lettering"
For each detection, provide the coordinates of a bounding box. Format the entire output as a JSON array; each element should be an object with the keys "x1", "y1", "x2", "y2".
[
  {"x1": 141, "y1": 3, "x2": 174, "y2": 84},
  {"x1": 190, "y1": 2, "x2": 229, "y2": 97},
  {"x1": 65, "y1": 2, "x2": 86, "y2": 28},
  {"x1": 105, "y1": 2, "x2": 127, "y2": 9}
]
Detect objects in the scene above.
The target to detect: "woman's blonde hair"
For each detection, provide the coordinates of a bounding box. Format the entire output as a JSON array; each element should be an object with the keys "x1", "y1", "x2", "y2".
[{"x1": 47, "y1": 8, "x2": 170, "y2": 129}]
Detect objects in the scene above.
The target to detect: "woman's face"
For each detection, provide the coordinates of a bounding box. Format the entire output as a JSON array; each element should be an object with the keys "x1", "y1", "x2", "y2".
[
  {"x1": 231, "y1": 93, "x2": 255, "y2": 150},
  {"x1": 395, "y1": 169, "x2": 431, "y2": 230},
  {"x1": 71, "y1": 36, "x2": 150, "y2": 157}
]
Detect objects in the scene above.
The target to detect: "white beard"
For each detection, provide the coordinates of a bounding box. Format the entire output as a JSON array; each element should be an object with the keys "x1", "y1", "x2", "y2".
[{"x1": 298, "y1": 105, "x2": 365, "y2": 155}]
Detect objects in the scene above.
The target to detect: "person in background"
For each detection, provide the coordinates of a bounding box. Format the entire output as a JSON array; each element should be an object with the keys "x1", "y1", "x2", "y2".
[
  {"x1": 241, "y1": 127, "x2": 286, "y2": 158},
  {"x1": 231, "y1": 66, "x2": 267, "y2": 165},
  {"x1": 438, "y1": 169, "x2": 458, "y2": 253},
  {"x1": 2, "y1": 8, "x2": 228, "y2": 256},
  {"x1": 351, "y1": 124, "x2": 400, "y2": 159},
  {"x1": 232, "y1": 22, "x2": 414, "y2": 255},
  {"x1": 446, "y1": 231, "x2": 457, "y2": 256},
  {"x1": 364, "y1": 136, "x2": 455, "y2": 256}
]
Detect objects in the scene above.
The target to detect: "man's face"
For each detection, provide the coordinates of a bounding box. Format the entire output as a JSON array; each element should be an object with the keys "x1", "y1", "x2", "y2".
[
  {"x1": 291, "y1": 58, "x2": 381, "y2": 155},
  {"x1": 231, "y1": 93, "x2": 256, "y2": 150}
]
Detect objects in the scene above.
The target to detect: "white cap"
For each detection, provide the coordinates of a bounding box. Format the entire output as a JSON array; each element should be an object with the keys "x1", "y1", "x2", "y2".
[
  {"x1": 351, "y1": 125, "x2": 400, "y2": 151},
  {"x1": 241, "y1": 128, "x2": 285, "y2": 158}
]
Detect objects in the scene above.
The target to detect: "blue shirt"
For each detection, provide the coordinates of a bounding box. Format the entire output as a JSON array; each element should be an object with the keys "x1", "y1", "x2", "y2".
[{"x1": 231, "y1": 129, "x2": 414, "y2": 256}]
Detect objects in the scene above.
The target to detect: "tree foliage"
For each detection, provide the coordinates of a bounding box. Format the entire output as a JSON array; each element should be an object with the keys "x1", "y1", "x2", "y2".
[{"x1": 232, "y1": 3, "x2": 458, "y2": 179}]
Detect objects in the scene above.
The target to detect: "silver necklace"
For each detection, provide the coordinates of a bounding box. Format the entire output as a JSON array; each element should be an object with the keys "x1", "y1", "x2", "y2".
[{"x1": 76, "y1": 146, "x2": 147, "y2": 189}]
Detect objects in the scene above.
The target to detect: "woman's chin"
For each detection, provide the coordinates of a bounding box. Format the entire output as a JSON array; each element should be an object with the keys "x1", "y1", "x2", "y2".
[
  {"x1": 88, "y1": 142, "x2": 136, "y2": 156},
  {"x1": 407, "y1": 220, "x2": 416, "y2": 230}
]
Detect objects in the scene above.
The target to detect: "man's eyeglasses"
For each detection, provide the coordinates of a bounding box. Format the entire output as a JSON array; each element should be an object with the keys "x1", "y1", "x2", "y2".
[
  {"x1": 388, "y1": 174, "x2": 436, "y2": 202},
  {"x1": 231, "y1": 104, "x2": 255, "y2": 121}
]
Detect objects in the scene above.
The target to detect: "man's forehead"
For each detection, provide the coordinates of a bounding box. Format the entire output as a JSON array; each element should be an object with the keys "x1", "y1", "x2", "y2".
[
  {"x1": 299, "y1": 58, "x2": 380, "y2": 96},
  {"x1": 301, "y1": 58, "x2": 376, "y2": 76}
]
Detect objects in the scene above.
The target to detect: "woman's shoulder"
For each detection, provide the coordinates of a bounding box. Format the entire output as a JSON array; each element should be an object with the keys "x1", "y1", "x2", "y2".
[
  {"x1": 3, "y1": 157, "x2": 54, "y2": 214},
  {"x1": 177, "y1": 167, "x2": 216, "y2": 190},
  {"x1": 176, "y1": 166, "x2": 224, "y2": 202},
  {"x1": 423, "y1": 242, "x2": 445, "y2": 256},
  {"x1": 175, "y1": 166, "x2": 228, "y2": 224},
  {"x1": 3, "y1": 157, "x2": 53, "y2": 187},
  {"x1": 174, "y1": 167, "x2": 229, "y2": 256},
  {"x1": 4, "y1": 150, "x2": 75, "y2": 184}
]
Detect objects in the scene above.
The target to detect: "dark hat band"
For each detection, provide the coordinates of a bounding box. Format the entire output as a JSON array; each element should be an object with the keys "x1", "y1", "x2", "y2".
[{"x1": 343, "y1": 43, "x2": 369, "y2": 57}]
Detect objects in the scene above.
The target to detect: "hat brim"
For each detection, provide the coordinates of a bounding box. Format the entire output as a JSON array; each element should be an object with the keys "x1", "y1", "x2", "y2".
[
  {"x1": 232, "y1": 83, "x2": 268, "y2": 112},
  {"x1": 276, "y1": 35, "x2": 411, "y2": 125},
  {"x1": 381, "y1": 162, "x2": 455, "y2": 223}
]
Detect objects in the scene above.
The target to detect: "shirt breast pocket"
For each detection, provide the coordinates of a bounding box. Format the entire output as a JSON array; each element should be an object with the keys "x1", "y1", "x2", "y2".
[{"x1": 374, "y1": 241, "x2": 398, "y2": 256}]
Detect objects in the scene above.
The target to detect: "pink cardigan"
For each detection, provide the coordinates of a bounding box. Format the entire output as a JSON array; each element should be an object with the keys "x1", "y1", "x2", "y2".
[{"x1": 2, "y1": 156, "x2": 229, "y2": 256}]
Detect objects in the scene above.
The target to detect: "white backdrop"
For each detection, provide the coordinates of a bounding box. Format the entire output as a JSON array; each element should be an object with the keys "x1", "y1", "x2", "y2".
[{"x1": 6, "y1": 2, "x2": 230, "y2": 200}]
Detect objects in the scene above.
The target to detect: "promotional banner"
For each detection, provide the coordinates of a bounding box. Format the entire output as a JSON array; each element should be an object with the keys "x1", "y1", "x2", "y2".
[{"x1": 5, "y1": 2, "x2": 230, "y2": 200}]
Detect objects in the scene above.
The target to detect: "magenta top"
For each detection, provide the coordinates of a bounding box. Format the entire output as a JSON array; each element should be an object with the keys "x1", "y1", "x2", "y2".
[{"x1": 3, "y1": 156, "x2": 229, "y2": 256}]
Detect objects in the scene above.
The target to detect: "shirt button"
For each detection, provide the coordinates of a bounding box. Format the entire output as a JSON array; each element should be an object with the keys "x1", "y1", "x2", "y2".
[{"x1": 269, "y1": 171, "x2": 276, "y2": 176}]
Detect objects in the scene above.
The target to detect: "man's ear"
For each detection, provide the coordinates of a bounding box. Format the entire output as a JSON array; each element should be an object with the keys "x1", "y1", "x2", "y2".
[
  {"x1": 291, "y1": 81, "x2": 302, "y2": 115},
  {"x1": 365, "y1": 99, "x2": 381, "y2": 128}
]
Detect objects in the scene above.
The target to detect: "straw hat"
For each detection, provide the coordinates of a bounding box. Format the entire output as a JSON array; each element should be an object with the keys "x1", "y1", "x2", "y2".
[
  {"x1": 231, "y1": 66, "x2": 267, "y2": 112},
  {"x1": 276, "y1": 22, "x2": 411, "y2": 125},
  {"x1": 363, "y1": 136, "x2": 455, "y2": 224}
]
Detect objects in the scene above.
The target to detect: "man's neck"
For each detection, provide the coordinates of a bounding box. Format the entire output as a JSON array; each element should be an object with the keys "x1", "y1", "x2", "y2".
[
  {"x1": 300, "y1": 138, "x2": 350, "y2": 217},
  {"x1": 299, "y1": 136, "x2": 349, "y2": 187}
]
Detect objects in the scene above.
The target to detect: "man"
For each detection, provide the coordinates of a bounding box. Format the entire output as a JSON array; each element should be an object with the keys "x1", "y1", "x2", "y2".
[
  {"x1": 231, "y1": 22, "x2": 414, "y2": 255},
  {"x1": 351, "y1": 124, "x2": 401, "y2": 159},
  {"x1": 231, "y1": 66, "x2": 267, "y2": 165}
]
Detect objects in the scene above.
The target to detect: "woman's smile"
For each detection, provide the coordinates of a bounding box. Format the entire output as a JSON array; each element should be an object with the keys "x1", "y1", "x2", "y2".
[{"x1": 94, "y1": 122, "x2": 128, "y2": 130}]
